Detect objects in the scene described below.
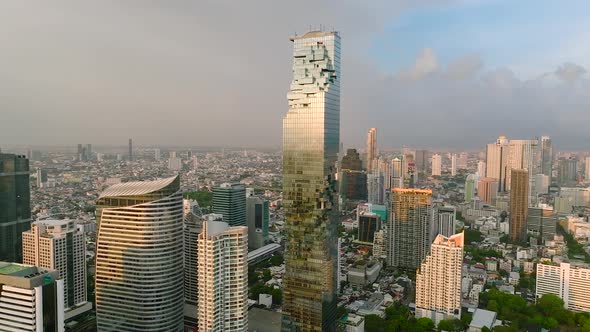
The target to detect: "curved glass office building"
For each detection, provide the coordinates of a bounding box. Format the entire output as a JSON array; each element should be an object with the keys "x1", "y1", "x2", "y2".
[{"x1": 95, "y1": 176, "x2": 184, "y2": 332}]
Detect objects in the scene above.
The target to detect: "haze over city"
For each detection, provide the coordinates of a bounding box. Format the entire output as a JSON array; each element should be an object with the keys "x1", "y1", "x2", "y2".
[{"x1": 1, "y1": 0, "x2": 589, "y2": 149}]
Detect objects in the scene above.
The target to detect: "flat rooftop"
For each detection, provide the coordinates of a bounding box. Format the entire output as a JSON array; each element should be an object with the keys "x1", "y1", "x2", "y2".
[
  {"x1": 0, "y1": 262, "x2": 37, "y2": 277},
  {"x1": 248, "y1": 307, "x2": 281, "y2": 332}
]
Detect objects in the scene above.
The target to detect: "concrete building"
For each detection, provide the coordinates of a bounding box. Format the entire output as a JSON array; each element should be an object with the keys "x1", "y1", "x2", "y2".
[
  {"x1": 246, "y1": 196, "x2": 270, "y2": 250},
  {"x1": 526, "y1": 205, "x2": 557, "y2": 241},
  {"x1": 478, "y1": 177, "x2": 498, "y2": 205},
  {"x1": 347, "y1": 262, "x2": 382, "y2": 288},
  {"x1": 415, "y1": 232, "x2": 464, "y2": 324},
  {"x1": 387, "y1": 188, "x2": 433, "y2": 269},
  {"x1": 505, "y1": 139, "x2": 538, "y2": 191},
  {"x1": 539, "y1": 136, "x2": 553, "y2": 177},
  {"x1": 451, "y1": 154, "x2": 457, "y2": 176},
  {"x1": 95, "y1": 176, "x2": 184, "y2": 331},
  {"x1": 212, "y1": 183, "x2": 246, "y2": 227},
  {"x1": 486, "y1": 136, "x2": 509, "y2": 192},
  {"x1": 433, "y1": 205, "x2": 456, "y2": 239},
  {"x1": 477, "y1": 161, "x2": 486, "y2": 177},
  {"x1": 586, "y1": 156, "x2": 590, "y2": 181},
  {"x1": 431, "y1": 154, "x2": 442, "y2": 176},
  {"x1": 415, "y1": 150, "x2": 430, "y2": 175},
  {"x1": 340, "y1": 149, "x2": 367, "y2": 201},
  {"x1": 372, "y1": 230, "x2": 386, "y2": 259},
  {"x1": 168, "y1": 151, "x2": 182, "y2": 171},
  {"x1": 366, "y1": 128, "x2": 377, "y2": 172},
  {"x1": 282, "y1": 30, "x2": 340, "y2": 332},
  {"x1": 558, "y1": 157, "x2": 578, "y2": 185},
  {"x1": 0, "y1": 261, "x2": 64, "y2": 332},
  {"x1": 197, "y1": 220, "x2": 248, "y2": 332},
  {"x1": 22, "y1": 219, "x2": 91, "y2": 320},
  {"x1": 536, "y1": 262, "x2": 590, "y2": 312},
  {"x1": 183, "y1": 213, "x2": 203, "y2": 330},
  {"x1": 509, "y1": 169, "x2": 529, "y2": 242},
  {"x1": 0, "y1": 153, "x2": 31, "y2": 263},
  {"x1": 465, "y1": 174, "x2": 476, "y2": 203}
]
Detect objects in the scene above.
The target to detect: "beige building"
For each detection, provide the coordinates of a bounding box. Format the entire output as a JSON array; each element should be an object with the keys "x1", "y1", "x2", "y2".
[
  {"x1": 22, "y1": 219, "x2": 90, "y2": 320},
  {"x1": 366, "y1": 128, "x2": 377, "y2": 172},
  {"x1": 198, "y1": 220, "x2": 248, "y2": 332},
  {"x1": 431, "y1": 154, "x2": 442, "y2": 176},
  {"x1": 416, "y1": 232, "x2": 464, "y2": 324},
  {"x1": 478, "y1": 178, "x2": 498, "y2": 205}
]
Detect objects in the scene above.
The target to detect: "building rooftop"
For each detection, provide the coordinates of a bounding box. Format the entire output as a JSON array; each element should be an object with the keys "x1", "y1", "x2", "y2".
[
  {"x1": 289, "y1": 30, "x2": 338, "y2": 41},
  {"x1": 470, "y1": 308, "x2": 497, "y2": 329},
  {"x1": 0, "y1": 262, "x2": 32, "y2": 276},
  {"x1": 99, "y1": 175, "x2": 177, "y2": 198}
]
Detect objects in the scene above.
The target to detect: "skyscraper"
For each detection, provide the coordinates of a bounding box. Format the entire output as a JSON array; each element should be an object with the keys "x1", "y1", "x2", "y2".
[
  {"x1": 509, "y1": 169, "x2": 529, "y2": 242},
  {"x1": 415, "y1": 232, "x2": 464, "y2": 324},
  {"x1": 431, "y1": 154, "x2": 442, "y2": 176},
  {"x1": 540, "y1": 136, "x2": 552, "y2": 177},
  {"x1": 339, "y1": 149, "x2": 367, "y2": 201},
  {"x1": 526, "y1": 205, "x2": 557, "y2": 241},
  {"x1": 366, "y1": 128, "x2": 377, "y2": 172},
  {"x1": 22, "y1": 219, "x2": 91, "y2": 320},
  {"x1": 415, "y1": 150, "x2": 430, "y2": 174},
  {"x1": 386, "y1": 188, "x2": 433, "y2": 269},
  {"x1": 0, "y1": 262, "x2": 64, "y2": 332},
  {"x1": 183, "y1": 212, "x2": 202, "y2": 330},
  {"x1": 486, "y1": 136, "x2": 509, "y2": 191},
  {"x1": 451, "y1": 154, "x2": 457, "y2": 176},
  {"x1": 477, "y1": 160, "x2": 486, "y2": 177},
  {"x1": 212, "y1": 183, "x2": 246, "y2": 227},
  {"x1": 432, "y1": 205, "x2": 456, "y2": 239},
  {"x1": 282, "y1": 30, "x2": 340, "y2": 332},
  {"x1": 95, "y1": 176, "x2": 184, "y2": 331},
  {"x1": 246, "y1": 195, "x2": 270, "y2": 250},
  {"x1": 558, "y1": 157, "x2": 578, "y2": 185},
  {"x1": 505, "y1": 139, "x2": 538, "y2": 191},
  {"x1": 585, "y1": 156, "x2": 590, "y2": 181},
  {"x1": 0, "y1": 153, "x2": 31, "y2": 263},
  {"x1": 357, "y1": 211, "x2": 381, "y2": 244},
  {"x1": 478, "y1": 177, "x2": 499, "y2": 205},
  {"x1": 391, "y1": 157, "x2": 403, "y2": 189},
  {"x1": 197, "y1": 220, "x2": 248, "y2": 332},
  {"x1": 128, "y1": 138, "x2": 133, "y2": 161},
  {"x1": 154, "y1": 148, "x2": 161, "y2": 161},
  {"x1": 464, "y1": 174, "x2": 476, "y2": 203}
]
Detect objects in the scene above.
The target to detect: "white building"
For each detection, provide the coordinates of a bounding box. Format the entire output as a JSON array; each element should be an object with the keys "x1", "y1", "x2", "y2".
[
  {"x1": 486, "y1": 136, "x2": 509, "y2": 191},
  {"x1": 477, "y1": 161, "x2": 486, "y2": 177},
  {"x1": 22, "y1": 219, "x2": 91, "y2": 320},
  {"x1": 198, "y1": 220, "x2": 248, "y2": 332},
  {"x1": 168, "y1": 151, "x2": 182, "y2": 171},
  {"x1": 372, "y1": 230, "x2": 386, "y2": 259},
  {"x1": 0, "y1": 262, "x2": 64, "y2": 332},
  {"x1": 415, "y1": 232, "x2": 464, "y2": 324},
  {"x1": 451, "y1": 154, "x2": 457, "y2": 176},
  {"x1": 536, "y1": 262, "x2": 590, "y2": 312},
  {"x1": 431, "y1": 154, "x2": 442, "y2": 176}
]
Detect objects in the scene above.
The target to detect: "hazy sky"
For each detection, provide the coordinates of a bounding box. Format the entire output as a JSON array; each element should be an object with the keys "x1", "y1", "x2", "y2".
[{"x1": 1, "y1": 1, "x2": 589, "y2": 150}]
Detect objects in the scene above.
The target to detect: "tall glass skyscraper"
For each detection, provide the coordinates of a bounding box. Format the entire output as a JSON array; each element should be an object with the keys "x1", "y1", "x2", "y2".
[
  {"x1": 0, "y1": 153, "x2": 30, "y2": 263},
  {"x1": 95, "y1": 176, "x2": 184, "y2": 331},
  {"x1": 282, "y1": 30, "x2": 340, "y2": 332}
]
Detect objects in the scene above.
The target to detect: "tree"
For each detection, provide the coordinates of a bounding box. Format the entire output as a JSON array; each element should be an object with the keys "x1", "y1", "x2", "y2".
[
  {"x1": 364, "y1": 315, "x2": 386, "y2": 332},
  {"x1": 437, "y1": 319, "x2": 462, "y2": 331},
  {"x1": 416, "y1": 317, "x2": 434, "y2": 331}
]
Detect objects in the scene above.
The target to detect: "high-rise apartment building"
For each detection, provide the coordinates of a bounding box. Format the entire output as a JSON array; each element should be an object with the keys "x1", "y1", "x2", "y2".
[
  {"x1": 415, "y1": 150, "x2": 430, "y2": 175},
  {"x1": 183, "y1": 212, "x2": 204, "y2": 330},
  {"x1": 95, "y1": 176, "x2": 184, "y2": 331},
  {"x1": 432, "y1": 205, "x2": 456, "y2": 239},
  {"x1": 540, "y1": 136, "x2": 553, "y2": 177},
  {"x1": 0, "y1": 262, "x2": 64, "y2": 332},
  {"x1": 585, "y1": 156, "x2": 590, "y2": 181},
  {"x1": 282, "y1": 30, "x2": 340, "y2": 332},
  {"x1": 154, "y1": 148, "x2": 161, "y2": 161},
  {"x1": 403, "y1": 153, "x2": 416, "y2": 188},
  {"x1": 477, "y1": 161, "x2": 486, "y2": 177},
  {"x1": 478, "y1": 177, "x2": 498, "y2": 205},
  {"x1": 0, "y1": 153, "x2": 31, "y2": 263},
  {"x1": 558, "y1": 157, "x2": 578, "y2": 185},
  {"x1": 526, "y1": 205, "x2": 557, "y2": 241},
  {"x1": 367, "y1": 173, "x2": 384, "y2": 205},
  {"x1": 457, "y1": 152, "x2": 468, "y2": 169},
  {"x1": 486, "y1": 136, "x2": 509, "y2": 191},
  {"x1": 464, "y1": 174, "x2": 476, "y2": 203},
  {"x1": 366, "y1": 128, "x2": 377, "y2": 172},
  {"x1": 386, "y1": 188, "x2": 433, "y2": 269},
  {"x1": 212, "y1": 183, "x2": 246, "y2": 227},
  {"x1": 22, "y1": 219, "x2": 91, "y2": 320},
  {"x1": 537, "y1": 262, "x2": 590, "y2": 312},
  {"x1": 168, "y1": 151, "x2": 182, "y2": 171},
  {"x1": 431, "y1": 154, "x2": 442, "y2": 176},
  {"x1": 451, "y1": 154, "x2": 457, "y2": 176},
  {"x1": 197, "y1": 220, "x2": 248, "y2": 332},
  {"x1": 340, "y1": 149, "x2": 367, "y2": 201},
  {"x1": 415, "y1": 232, "x2": 463, "y2": 324},
  {"x1": 391, "y1": 157, "x2": 403, "y2": 189},
  {"x1": 505, "y1": 139, "x2": 538, "y2": 191},
  {"x1": 372, "y1": 230, "x2": 386, "y2": 259},
  {"x1": 246, "y1": 196, "x2": 270, "y2": 250},
  {"x1": 509, "y1": 169, "x2": 529, "y2": 242}
]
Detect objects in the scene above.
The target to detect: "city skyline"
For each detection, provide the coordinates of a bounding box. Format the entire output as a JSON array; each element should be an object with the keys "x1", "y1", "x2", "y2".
[{"x1": 0, "y1": 1, "x2": 589, "y2": 149}]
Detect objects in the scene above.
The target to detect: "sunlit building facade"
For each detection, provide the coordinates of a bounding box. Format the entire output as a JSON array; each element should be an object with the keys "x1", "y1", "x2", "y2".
[
  {"x1": 509, "y1": 169, "x2": 529, "y2": 242},
  {"x1": 282, "y1": 30, "x2": 340, "y2": 332},
  {"x1": 95, "y1": 176, "x2": 184, "y2": 332},
  {"x1": 366, "y1": 128, "x2": 377, "y2": 172}
]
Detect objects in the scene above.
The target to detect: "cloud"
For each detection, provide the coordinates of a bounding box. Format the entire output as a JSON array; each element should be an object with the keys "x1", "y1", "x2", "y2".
[
  {"x1": 555, "y1": 62, "x2": 587, "y2": 83},
  {"x1": 398, "y1": 48, "x2": 439, "y2": 80},
  {"x1": 446, "y1": 54, "x2": 483, "y2": 80}
]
